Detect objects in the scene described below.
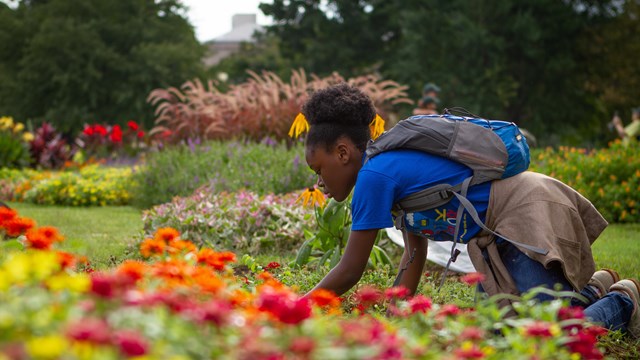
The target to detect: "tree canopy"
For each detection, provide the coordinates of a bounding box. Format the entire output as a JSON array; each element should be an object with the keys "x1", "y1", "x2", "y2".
[
  {"x1": 258, "y1": 0, "x2": 640, "y2": 146},
  {"x1": 0, "y1": 0, "x2": 205, "y2": 132}
]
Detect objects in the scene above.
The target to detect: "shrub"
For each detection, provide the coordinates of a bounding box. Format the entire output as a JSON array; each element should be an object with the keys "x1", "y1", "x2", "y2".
[
  {"x1": 6, "y1": 165, "x2": 134, "y2": 206},
  {"x1": 129, "y1": 140, "x2": 315, "y2": 208},
  {"x1": 142, "y1": 187, "x2": 314, "y2": 254},
  {"x1": 0, "y1": 116, "x2": 32, "y2": 169},
  {"x1": 29, "y1": 122, "x2": 75, "y2": 169},
  {"x1": 530, "y1": 140, "x2": 640, "y2": 223},
  {"x1": 147, "y1": 69, "x2": 412, "y2": 143}
]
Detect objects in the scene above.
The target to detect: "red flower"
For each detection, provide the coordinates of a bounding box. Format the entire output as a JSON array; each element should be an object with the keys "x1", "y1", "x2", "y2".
[
  {"x1": 257, "y1": 289, "x2": 312, "y2": 325},
  {"x1": 197, "y1": 299, "x2": 232, "y2": 326},
  {"x1": 266, "y1": 261, "x2": 281, "y2": 270},
  {"x1": 110, "y1": 125, "x2": 123, "y2": 143},
  {"x1": 408, "y1": 295, "x2": 432, "y2": 314},
  {"x1": 56, "y1": 251, "x2": 76, "y2": 269},
  {"x1": 25, "y1": 226, "x2": 64, "y2": 249},
  {"x1": 460, "y1": 272, "x2": 486, "y2": 285},
  {"x1": 90, "y1": 272, "x2": 133, "y2": 299},
  {"x1": 82, "y1": 125, "x2": 95, "y2": 136},
  {"x1": 127, "y1": 120, "x2": 139, "y2": 131},
  {"x1": 0, "y1": 207, "x2": 17, "y2": 225},
  {"x1": 3, "y1": 217, "x2": 36, "y2": 237},
  {"x1": 136, "y1": 130, "x2": 145, "y2": 139},
  {"x1": 565, "y1": 327, "x2": 607, "y2": 360},
  {"x1": 113, "y1": 330, "x2": 148, "y2": 357},
  {"x1": 384, "y1": 286, "x2": 411, "y2": 300},
  {"x1": 454, "y1": 343, "x2": 485, "y2": 359},
  {"x1": 524, "y1": 321, "x2": 556, "y2": 338},
  {"x1": 95, "y1": 125, "x2": 108, "y2": 136}
]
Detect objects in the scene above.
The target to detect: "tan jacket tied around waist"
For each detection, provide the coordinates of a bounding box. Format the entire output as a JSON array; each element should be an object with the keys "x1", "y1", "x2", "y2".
[{"x1": 467, "y1": 171, "x2": 608, "y2": 299}]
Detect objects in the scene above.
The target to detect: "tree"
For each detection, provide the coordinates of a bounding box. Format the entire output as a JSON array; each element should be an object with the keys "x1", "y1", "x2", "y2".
[{"x1": 0, "y1": 0, "x2": 205, "y2": 132}]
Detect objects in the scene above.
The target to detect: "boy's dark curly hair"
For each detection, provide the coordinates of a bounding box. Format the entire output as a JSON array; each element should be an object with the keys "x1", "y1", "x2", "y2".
[{"x1": 303, "y1": 83, "x2": 375, "y2": 152}]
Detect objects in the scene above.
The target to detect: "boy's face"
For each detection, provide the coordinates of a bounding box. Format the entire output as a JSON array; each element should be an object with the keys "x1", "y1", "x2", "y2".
[{"x1": 305, "y1": 140, "x2": 360, "y2": 202}]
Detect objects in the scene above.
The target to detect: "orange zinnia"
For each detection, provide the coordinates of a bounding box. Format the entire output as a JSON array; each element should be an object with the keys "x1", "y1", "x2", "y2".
[
  {"x1": 167, "y1": 239, "x2": 197, "y2": 255},
  {"x1": 192, "y1": 267, "x2": 225, "y2": 294},
  {"x1": 3, "y1": 217, "x2": 36, "y2": 237},
  {"x1": 117, "y1": 260, "x2": 148, "y2": 281},
  {"x1": 309, "y1": 288, "x2": 341, "y2": 308},
  {"x1": 55, "y1": 251, "x2": 77, "y2": 270},
  {"x1": 140, "y1": 238, "x2": 166, "y2": 258},
  {"x1": 0, "y1": 207, "x2": 17, "y2": 226},
  {"x1": 153, "y1": 227, "x2": 180, "y2": 243}
]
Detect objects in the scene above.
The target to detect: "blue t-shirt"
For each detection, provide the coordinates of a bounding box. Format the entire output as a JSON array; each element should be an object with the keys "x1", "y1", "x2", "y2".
[{"x1": 351, "y1": 149, "x2": 491, "y2": 243}]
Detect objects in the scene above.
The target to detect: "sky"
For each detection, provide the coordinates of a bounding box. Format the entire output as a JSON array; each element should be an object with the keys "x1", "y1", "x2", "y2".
[{"x1": 181, "y1": 0, "x2": 273, "y2": 43}]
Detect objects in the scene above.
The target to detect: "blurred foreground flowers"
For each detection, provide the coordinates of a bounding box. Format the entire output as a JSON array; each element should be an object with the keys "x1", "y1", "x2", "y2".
[{"x1": 0, "y1": 208, "x2": 607, "y2": 359}]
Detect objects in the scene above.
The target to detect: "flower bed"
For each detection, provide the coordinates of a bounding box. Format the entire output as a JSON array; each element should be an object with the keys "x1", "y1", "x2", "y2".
[
  {"x1": 142, "y1": 187, "x2": 315, "y2": 254},
  {"x1": 0, "y1": 207, "x2": 608, "y2": 359},
  {"x1": 0, "y1": 165, "x2": 135, "y2": 206}
]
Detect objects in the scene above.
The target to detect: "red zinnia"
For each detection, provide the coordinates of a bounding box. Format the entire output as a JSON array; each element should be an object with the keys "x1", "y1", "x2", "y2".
[
  {"x1": 408, "y1": 295, "x2": 432, "y2": 314},
  {"x1": 3, "y1": 217, "x2": 36, "y2": 237},
  {"x1": 137, "y1": 130, "x2": 145, "y2": 139},
  {"x1": 110, "y1": 125, "x2": 123, "y2": 143},
  {"x1": 127, "y1": 120, "x2": 139, "y2": 131},
  {"x1": 384, "y1": 286, "x2": 411, "y2": 300},
  {"x1": 113, "y1": 330, "x2": 149, "y2": 357},
  {"x1": 460, "y1": 272, "x2": 486, "y2": 285},
  {"x1": 0, "y1": 207, "x2": 17, "y2": 225}
]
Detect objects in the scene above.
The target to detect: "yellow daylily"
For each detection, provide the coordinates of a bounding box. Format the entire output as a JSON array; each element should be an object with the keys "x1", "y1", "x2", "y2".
[
  {"x1": 13, "y1": 122, "x2": 24, "y2": 133},
  {"x1": 288, "y1": 113, "x2": 309, "y2": 138},
  {"x1": 23, "y1": 132, "x2": 34, "y2": 142},
  {"x1": 0, "y1": 116, "x2": 13, "y2": 130},
  {"x1": 296, "y1": 187, "x2": 326, "y2": 208},
  {"x1": 369, "y1": 114, "x2": 385, "y2": 140}
]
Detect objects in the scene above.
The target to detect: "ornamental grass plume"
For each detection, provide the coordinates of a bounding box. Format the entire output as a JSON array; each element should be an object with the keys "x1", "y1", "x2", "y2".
[{"x1": 296, "y1": 186, "x2": 326, "y2": 208}]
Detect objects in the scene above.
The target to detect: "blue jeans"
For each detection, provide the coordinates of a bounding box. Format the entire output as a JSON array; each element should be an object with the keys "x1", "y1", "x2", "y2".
[{"x1": 483, "y1": 242, "x2": 634, "y2": 332}]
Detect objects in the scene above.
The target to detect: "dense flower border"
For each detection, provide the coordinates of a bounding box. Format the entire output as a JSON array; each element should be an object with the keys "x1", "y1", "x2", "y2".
[{"x1": 0, "y1": 207, "x2": 607, "y2": 359}]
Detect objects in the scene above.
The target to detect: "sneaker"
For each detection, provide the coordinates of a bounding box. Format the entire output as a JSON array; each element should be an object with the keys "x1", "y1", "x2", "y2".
[
  {"x1": 609, "y1": 279, "x2": 640, "y2": 338},
  {"x1": 587, "y1": 269, "x2": 620, "y2": 298}
]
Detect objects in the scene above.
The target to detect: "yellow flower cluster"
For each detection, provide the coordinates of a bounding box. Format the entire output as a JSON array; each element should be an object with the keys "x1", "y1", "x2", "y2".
[
  {"x1": 0, "y1": 116, "x2": 34, "y2": 142},
  {"x1": 0, "y1": 251, "x2": 88, "y2": 292}
]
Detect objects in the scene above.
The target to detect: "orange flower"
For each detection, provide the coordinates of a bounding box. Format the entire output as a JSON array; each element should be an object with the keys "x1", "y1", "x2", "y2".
[
  {"x1": 140, "y1": 238, "x2": 166, "y2": 258},
  {"x1": 167, "y1": 239, "x2": 197, "y2": 255},
  {"x1": 309, "y1": 289, "x2": 341, "y2": 308},
  {"x1": 3, "y1": 217, "x2": 36, "y2": 237},
  {"x1": 117, "y1": 260, "x2": 148, "y2": 281},
  {"x1": 56, "y1": 251, "x2": 77, "y2": 269},
  {"x1": 192, "y1": 267, "x2": 225, "y2": 294},
  {"x1": 154, "y1": 227, "x2": 180, "y2": 243},
  {"x1": 26, "y1": 227, "x2": 62, "y2": 250}
]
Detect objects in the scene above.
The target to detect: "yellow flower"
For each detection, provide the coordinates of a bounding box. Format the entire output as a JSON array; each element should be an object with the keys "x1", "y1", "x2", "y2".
[
  {"x1": 13, "y1": 122, "x2": 24, "y2": 133},
  {"x1": 23, "y1": 132, "x2": 34, "y2": 142},
  {"x1": 288, "y1": 113, "x2": 309, "y2": 138},
  {"x1": 369, "y1": 114, "x2": 385, "y2": 140},
  {"x1": 0, "y1": 116, "x2": 13, "y2": 130},
  {"x1": 26, "y1": 335, "x2": 68, "y2": 359},
  {"x1": 45, "y1": 273, "x2": 90, "y2": 293},
  {"x1": 296, "y1": 187, "x2": 326, "y2": 207}
]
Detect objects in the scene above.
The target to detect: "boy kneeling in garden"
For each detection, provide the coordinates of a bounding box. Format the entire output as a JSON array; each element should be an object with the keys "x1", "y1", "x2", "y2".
[{"x1": 301, "y1": 83, "x2": 638, "y2": 338}]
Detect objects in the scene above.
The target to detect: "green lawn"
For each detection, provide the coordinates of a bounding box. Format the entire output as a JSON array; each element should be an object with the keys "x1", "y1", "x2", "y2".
[{"x1": 7, "y1": 202, "x2": 143, "y2": 269}]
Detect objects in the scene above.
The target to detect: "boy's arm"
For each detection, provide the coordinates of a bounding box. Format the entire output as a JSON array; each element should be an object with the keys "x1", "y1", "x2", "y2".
[
  {"x1": 396, "y1": 232, "x2": 428, "y2": 295},
  {"x1": 306, "y1": 229, "x2": 378, "y2": 297}
]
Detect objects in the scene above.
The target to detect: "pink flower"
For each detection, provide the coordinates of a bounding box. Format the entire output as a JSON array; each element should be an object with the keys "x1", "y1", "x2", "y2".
[
  {"x1": 289, "y1": 336, "x2": 315, "y2": 355},
  {"x1": 90, "y1": 272, "x2": 134, "y2": 299},
  {"x1": 408, "y1": 295, "x2": 432, "y2": 314},
  {"x1": 354, "y1": 286, "x2": 383, "y2": 308},
  {"x1": 460, "y1": 272, "x2": 486, "y2": 285},
  {"x1": 384, "y1": 286, "x2": 410, "y2": 300},
  {"x1": 113, "y1": 330, "x2": 148, "y2": 357},
  {"x1": 66, "y1": 318, "x2": 111, "y2": 344},
  {"x1": 460, "y1": 326, "x2": 485, "y2": 341},
  {"x1": 438, "y1": 304, "x2": 461, "y2": 317}
]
